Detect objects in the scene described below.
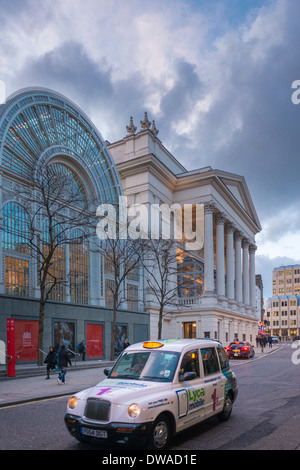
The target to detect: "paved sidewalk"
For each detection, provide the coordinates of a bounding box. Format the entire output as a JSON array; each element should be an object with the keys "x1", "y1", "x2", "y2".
[
  {"x1": 0, "y1": 363, "x2": 113, "y2": 407},
  {"x1": 0, "y1": 344, "x2": 283, "y2": 408}
]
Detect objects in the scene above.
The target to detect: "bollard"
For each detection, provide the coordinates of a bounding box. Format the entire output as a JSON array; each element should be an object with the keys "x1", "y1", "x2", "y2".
[{"x1": 6, "y1": 319, "x2": 15, "y2": 377}]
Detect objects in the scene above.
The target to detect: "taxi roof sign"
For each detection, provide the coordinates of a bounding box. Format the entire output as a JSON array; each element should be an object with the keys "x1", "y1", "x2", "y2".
[{"x1": 143, "y1": 341, "x2": 163, "y2": 349}]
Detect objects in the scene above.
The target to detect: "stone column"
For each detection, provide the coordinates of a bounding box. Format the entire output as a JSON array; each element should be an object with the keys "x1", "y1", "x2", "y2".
[
  {"x1": 215, "y1": 213, "x2": 226, "y2": 298},
  {"x1": 242, "y1": 239, "x2": 250, "y2": 306},
  {"x1": 225, "y1": 223, "x2": 235, "y2": 301},
  {"x1": 249, "y1": 244, "x2": 257, "y2": 309},
  {"x1": 204, "y1": 201, "x2": 215, "y2": 294},
  {"x1": 234, "y1": 231, "x2": 243, "y2": 304},
  {"x1": 89, "y1": 239, "x2": 101, "y2": 306}
]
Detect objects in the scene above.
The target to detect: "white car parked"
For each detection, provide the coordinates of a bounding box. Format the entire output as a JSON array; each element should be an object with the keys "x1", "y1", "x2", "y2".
[{"x1": 65, "y1": 339, "x2": 238, "y2": 449}]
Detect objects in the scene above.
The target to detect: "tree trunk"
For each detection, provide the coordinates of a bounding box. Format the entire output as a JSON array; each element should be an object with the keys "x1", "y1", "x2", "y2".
[
  {"x1": 110, "y1": 299, "x2": 118, "y2": 361},
  {"x1": 158, "y1": 305, "x2": 164, "y2": 340},
  {"x1": 37, "y1": 300, "x2": 46, "y2": 366}
]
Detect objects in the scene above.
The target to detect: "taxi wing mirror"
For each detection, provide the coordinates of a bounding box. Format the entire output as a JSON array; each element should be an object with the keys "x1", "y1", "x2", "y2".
[
  {"x1": 104, "y1": 368, "x2": 110, "y2": 376},
  {"x1": 179, "y1": 371, "x2": 197, "y2": 382}
]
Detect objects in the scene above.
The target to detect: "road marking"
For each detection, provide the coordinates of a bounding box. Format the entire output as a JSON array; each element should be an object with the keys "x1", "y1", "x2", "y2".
[
  {"x1": 0, "y1": 394, "x2": 72, "y2": 410},
  {"x1": 229, "y1": 347, "x2": 283, "y2": 366}
]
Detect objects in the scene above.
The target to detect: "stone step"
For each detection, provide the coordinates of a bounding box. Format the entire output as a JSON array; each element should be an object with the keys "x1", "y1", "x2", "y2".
[{"x1": 0, "y1": 360, "x2": 114, "y2": 380}]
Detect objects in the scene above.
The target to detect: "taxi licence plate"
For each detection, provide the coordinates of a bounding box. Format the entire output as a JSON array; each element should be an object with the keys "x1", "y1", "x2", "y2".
[{"x1": 80, "y1": 427, "x2": 107, "y2": 439}]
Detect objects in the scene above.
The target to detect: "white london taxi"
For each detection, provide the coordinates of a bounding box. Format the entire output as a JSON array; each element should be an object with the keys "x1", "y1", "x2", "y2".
[{"x1": 65, "y1": 339, "x2": 238, "y2": 449}]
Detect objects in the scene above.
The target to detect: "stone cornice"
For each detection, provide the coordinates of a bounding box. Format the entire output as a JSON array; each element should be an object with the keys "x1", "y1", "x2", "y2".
[{"x1": 116, "y1": 153, "x2": 178, "y2": 190}]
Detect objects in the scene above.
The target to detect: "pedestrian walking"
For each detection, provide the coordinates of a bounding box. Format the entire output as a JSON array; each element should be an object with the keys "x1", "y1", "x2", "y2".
[
  {"x1": 78, "y1": 340, "x2": 86, "y2": 361},
  {"x1": 256, "y1": 336, "x2": 259, "y2": 347},
  {"x1": 268, "y1": 336, "x2": 273, "y2": 348},
  {"x1": 123, "y1": 338, "x2": 130, "y2": 349},
  {"x1": 44, "y1": 346, "x2": 57, "y2": 379},
  {"x1": 57, "y1": 344, "x2": 72, "y2": 385},
  {"x1": 259, "y1": 337, "x2": 265, "y2": 353}
]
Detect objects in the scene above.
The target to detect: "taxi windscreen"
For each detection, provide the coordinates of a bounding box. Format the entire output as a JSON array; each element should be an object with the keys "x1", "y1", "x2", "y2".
[{"x1": 109, "y1": 350, "x2": 180, "y2": 382}]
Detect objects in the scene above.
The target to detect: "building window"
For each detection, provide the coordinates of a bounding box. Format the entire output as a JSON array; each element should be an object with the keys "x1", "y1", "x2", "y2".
[
  {"x1": 5, "y1": 256, "x2": 29, "y2": 297},
  {"x1": 183, "y1": 322, "x2": 197, "y2": 338},
  {"x1": 69, "y1": 230, "x2": 89, "y2": 304},
  {"x1": 2, "y1": 202, "x2": 30, "y2": 253},
  {"x1": 105, "y1": 278, "x2": 115, "y2": 308},
  {"x1": 42, "y1": 219, "x2": 66, "y2": 302},
  {"x1": 2, "y1": 202, "x2": 31, "y2": 297},
  {"x1": 126, "y1": 260, "x2": 140, "y2": 311},
  {"x1": 127, "y1": 283, "x2": 139, "y2": 311},
  {"x1": 177, "y1": 254, "x2": 203, "y2": 299}
]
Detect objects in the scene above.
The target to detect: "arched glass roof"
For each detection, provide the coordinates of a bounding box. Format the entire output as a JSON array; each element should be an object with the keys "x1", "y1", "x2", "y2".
[
  {"x1": 0, "y1": 87, "x2": 122, "y2": 204},
  {"x1": 46, "y1": 162, "x2": 87, "y2": 208}
]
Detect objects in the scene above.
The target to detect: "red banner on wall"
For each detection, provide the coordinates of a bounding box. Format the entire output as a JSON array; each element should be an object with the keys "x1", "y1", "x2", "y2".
[
  {"x1": 14, "y1": 319, "x2": 39, "y2": 362},
  {"x1": 86, "y1": 323, "x2": 103, "y2": 358}
]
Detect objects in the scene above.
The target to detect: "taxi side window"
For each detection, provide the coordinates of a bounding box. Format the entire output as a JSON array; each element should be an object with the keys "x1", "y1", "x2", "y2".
[
  {"x1": 200, "y1": 348, "x2": 220, "y2": 376},
  {"x1": 180, "y1": 350, "x2": 200, "y2": 378},
  {"x1": 217, "y1": 346, "x2": 229, "y2": 370}
]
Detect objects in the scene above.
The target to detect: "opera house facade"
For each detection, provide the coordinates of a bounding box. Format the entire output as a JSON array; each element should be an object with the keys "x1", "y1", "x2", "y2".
[{"x1": 0, "y1": 87, "x2": 261, "y2": 362}]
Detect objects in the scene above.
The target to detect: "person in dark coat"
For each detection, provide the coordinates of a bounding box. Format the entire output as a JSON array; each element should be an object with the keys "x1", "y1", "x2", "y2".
[
  {"x1": 44, "y1": 346, "x2": 57, "y2": 379},
  {"x1": 78, "y1": 340, "x2": 86, "y2": 361},
  {"x1": 123, "y1": 338, "x2": 130, "y2": 350},
  {"x1": 57, "y1": 344, "x2": 72, "y2": 385}
]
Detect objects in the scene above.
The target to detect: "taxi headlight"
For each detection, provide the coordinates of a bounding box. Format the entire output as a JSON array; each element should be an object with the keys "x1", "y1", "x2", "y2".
[
  {"x1": 128, "y1": 403, "x2": 141, "y2": 418},
  {"x1": 68, "y1": 396, "x2": 78, "y2": 409}
]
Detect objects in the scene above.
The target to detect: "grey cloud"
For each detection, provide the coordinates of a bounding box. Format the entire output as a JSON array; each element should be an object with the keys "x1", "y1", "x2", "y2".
[
  {"x1": 256, "y1": 254, "x2": 300, "y2": 301},
  {"x1": 163, "y1": 5, "x2": 300, "y2": 224},
  {"x1": 0, "y1": 0, "x2": 30, "y2": 20},
  {"x1": 12, "y1": 41, "x2": 114, "y2": 110},
  {"x1": 160, "y1": 60, "x2": 203, "y2": 120},
  {"x1": 10, "y1": 40, "x2": 155, "y2": 142},
  {"x1": 4, "y1": 0, "x2": 300, "y2": 286}
]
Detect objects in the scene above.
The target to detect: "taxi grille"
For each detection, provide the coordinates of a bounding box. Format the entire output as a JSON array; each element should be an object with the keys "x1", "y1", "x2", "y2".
[{"x1": 84, "y1": 398, "x2": 111, "y2": 422}]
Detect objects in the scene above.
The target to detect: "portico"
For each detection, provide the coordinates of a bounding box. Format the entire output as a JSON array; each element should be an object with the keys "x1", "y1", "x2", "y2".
[{"x1": 108, "y1": 114, "x2": 262, "y2": 344}]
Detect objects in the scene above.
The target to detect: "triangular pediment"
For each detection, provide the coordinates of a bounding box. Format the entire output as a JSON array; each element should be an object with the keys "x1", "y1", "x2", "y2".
[{"x1": 217, "y1": 171, "x2": 261, "y2": 231}]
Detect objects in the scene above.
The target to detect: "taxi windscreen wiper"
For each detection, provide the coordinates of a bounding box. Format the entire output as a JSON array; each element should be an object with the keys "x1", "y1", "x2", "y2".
[{"x1": 140, "y1": 375, "x2": 170, "y2": 381}]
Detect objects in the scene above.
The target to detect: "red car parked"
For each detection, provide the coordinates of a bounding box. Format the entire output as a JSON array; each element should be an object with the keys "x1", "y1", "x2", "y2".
[{"x1": 226, "y1": 341, "x2": 255, "y2": 359}]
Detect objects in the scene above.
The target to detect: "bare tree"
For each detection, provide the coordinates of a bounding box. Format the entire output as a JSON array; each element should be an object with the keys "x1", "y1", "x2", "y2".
[
  {"x1": 142, "y1": 237, "x2": 181, "y2": 340},
  {"x1": 98, "y1": 235, "x2": 143, "y2": 360},
  {"x1": 5, "y1": 163, "x2": 95, "y2": 364}
]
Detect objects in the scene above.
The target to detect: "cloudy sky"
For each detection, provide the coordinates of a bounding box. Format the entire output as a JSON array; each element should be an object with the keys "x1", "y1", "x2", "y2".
[{"x1": 1, "y1": 0, "x2": 299, "y2": 300}]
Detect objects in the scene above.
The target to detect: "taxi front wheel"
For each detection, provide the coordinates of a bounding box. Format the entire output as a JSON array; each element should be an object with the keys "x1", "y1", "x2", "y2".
[
  {"x1": 148, "y1": 413, "x2": 171, "y2": 450},
  {"x1": 217, "y1": 394, "x2": 233, "y2": 422}
]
